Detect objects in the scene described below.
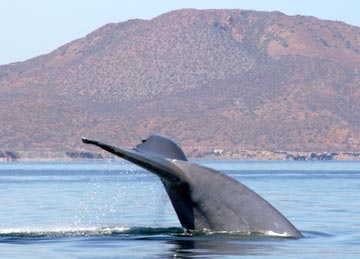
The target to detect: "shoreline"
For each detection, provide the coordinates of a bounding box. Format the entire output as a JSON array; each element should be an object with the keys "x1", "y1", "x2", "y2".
[{"x1": 2, "y1": 149, "x2": 360, "y2": 162}]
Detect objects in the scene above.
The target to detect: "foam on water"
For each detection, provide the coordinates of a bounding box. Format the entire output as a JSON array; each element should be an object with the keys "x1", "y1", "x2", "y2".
[
  {"x1": 0, "y1": 226, "x2": 127, "y2": 237},
  {"x1": 0, "y1": 226, "x2": 187, "y2": 238},
  {"x1": 0, "y1": 226, "x2": 298, "y2": 239}
]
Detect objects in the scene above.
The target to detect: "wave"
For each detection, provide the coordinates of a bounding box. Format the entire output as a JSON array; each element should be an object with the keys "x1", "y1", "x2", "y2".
[
  {"x1": 0, "y1": 226, "x2": 185, "y2": 238},
  {"x1": 0, "y1": 226, "x2": 296, "y2": 239}
]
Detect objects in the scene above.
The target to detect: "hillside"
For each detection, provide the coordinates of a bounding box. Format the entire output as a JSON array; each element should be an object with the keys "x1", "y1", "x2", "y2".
[{"x1": 1, "y1": 9, "x2": 360, "y2": 158}]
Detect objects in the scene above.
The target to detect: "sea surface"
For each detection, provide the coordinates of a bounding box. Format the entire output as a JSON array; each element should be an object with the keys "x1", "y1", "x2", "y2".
[{"x1": 0, "y1": 160, "x2": 359, "y2": 258}]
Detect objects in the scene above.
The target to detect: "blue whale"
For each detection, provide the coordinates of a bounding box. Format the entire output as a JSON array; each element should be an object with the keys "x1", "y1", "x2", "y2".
[{"x1": 82, "y1": 135, "x2": 302, "y2": 237}]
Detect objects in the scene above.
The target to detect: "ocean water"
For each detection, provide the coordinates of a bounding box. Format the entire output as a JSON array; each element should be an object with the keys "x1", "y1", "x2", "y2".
[{"x1": 0, "y1": 160, "x2": 359, "y2": 258}]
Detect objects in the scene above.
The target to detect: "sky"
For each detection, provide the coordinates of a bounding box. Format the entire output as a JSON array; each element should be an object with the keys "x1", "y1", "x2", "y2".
[{"x1": 1, "y1": 0, "x2": 360, "y2": 65}]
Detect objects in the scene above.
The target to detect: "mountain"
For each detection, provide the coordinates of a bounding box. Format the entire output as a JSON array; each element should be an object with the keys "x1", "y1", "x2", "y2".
[{"x1": 1, "y1": 9, "x2": 360, "y2": 157}]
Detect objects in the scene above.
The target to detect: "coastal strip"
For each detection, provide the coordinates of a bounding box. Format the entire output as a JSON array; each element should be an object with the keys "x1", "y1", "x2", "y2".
[{"x1": 1, "y1": 149, "x2": 360, "y2": 162}]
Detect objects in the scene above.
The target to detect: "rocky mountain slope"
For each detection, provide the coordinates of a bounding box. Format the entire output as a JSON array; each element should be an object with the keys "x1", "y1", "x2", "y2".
[{"x1": 1, "y1": 9, "x2": 360, "y2": 156}]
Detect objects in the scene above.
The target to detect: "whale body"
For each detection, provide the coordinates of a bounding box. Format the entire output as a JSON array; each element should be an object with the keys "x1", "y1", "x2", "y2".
[{"x1": 82, "y1": 135, "x2": 302, "y2": 237}]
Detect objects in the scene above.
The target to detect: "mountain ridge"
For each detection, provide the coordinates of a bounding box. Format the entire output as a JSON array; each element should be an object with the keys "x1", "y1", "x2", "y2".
[{"x1": 1, "y1": 9, "x2": 360, "y2": 156}]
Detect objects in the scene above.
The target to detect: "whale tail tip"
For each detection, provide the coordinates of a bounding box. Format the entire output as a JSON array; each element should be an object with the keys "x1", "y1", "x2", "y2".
[{"x1": 82, "y1": 137, "x2": 91, "y2": 144}]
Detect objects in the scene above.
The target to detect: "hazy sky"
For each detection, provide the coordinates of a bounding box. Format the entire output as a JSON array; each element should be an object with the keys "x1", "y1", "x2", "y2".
[{"x1": 1, "y1": 0, "x2": 360, "y2": 65}]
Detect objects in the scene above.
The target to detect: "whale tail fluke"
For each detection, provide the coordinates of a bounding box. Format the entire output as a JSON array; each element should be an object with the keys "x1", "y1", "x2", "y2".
[{"x1": 82, "y1": 135, "x2": 302, "y2": 237}]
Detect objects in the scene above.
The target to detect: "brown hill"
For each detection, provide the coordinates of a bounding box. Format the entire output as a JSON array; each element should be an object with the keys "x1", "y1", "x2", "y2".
[{"x1": 1, "y1": 9, "x2": 360, "y2": 156}]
